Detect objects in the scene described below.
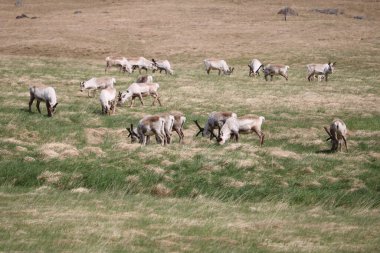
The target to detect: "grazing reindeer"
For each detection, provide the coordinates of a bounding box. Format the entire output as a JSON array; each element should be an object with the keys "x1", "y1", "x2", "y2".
[
  {"x1": 127, "y1": 112, "x2": 186, "y2": 144},
  {"x1": 80, "y1": 77, "x2": 115, "y2": 97},
  {"x1": 218, "y1": 116, "x2": 265, "y2": 146},
  {"x1": 129, "y1": 115, "x2": 167, "y2": 146},
  {"x1": 152, "y1": 59, "x2": 174, "y2": 75},
  {"x1": 324, "y1": 119, "x2": 348, "y2": 152},
  {"x1": 307, "y1": 62, "x2": 336, "y2": 82},
  {"x1": 29, "y1": 85, "x2": 58, "y2": 117},
  {"x1": 203, "y1": 59, "x2": 234, "y2": 75},
  {"x1": 105, "y1": 57, "x2": 132, "y2": 73},
  {"x1": 99, "y1": 87, "x2": 117, "y2": 115},
  {"x1": 263, "y1": 64, "x2": 289, "y2": 81},
  {"x1": 118, "y1": 82, "x2": 161, "y2": 107},
  {"x1": 194, "y1": 111, "x2": 237, "y2": 140},
  {"x1": 126, "y1": 57, "x2": 157, "y2": 74},
  {"x1": 248, "y1": 59, "x2": 264, "y2": 77}
]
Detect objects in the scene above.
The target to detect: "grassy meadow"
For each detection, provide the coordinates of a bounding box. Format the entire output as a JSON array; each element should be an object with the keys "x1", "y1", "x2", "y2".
[{"x1": 1, "y1": 0, "x2": 380, "y2": 252}]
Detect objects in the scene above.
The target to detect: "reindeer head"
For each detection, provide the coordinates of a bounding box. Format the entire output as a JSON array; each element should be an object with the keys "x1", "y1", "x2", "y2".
[
  {"x1": 79, "y1": 81, "x2": 85, "y2": 92},
  {"x1": 218, "y1": 129, "x2": 229, "y2": 145},
  {"x1": 327, "y1": 62, "x2": 336, "y2": 74},
  {"x1": 47, "y1": 103, "x2": 58, "y2": 117},
  {"x1": 225, "y1": 67, "x2": 234, "y2": 75},
  {"x1": 118, "y1": 90, "x2": 132, "y2": 105}
]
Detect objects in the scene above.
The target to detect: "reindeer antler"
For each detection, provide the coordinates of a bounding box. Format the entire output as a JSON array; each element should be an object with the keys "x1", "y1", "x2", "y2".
[
  {"x1": 209, "y1": 130, "x2": 220, "y2": 141},
  {"x1": 193, "y1": 120, "x2": 204, "y2": 137},
  {"x1": 324, "y1": 126, "x2": 332, "y2": 141}
]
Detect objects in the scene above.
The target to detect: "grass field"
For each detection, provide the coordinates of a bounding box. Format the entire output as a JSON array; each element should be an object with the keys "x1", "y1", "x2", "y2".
[{"x1": 0, "y1": 0, "x2": 379, "y2": 252}]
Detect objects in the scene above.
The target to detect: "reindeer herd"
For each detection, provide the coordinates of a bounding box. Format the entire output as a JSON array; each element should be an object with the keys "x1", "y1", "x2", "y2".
[{"x1": 27, "y1": 56, "x2": 346, "y2": 152}]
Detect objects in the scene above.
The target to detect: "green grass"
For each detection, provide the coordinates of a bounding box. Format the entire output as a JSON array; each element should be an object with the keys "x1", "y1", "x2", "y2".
[{"x1": 0, "y1": 55, "x2": 379, "y2": 252}]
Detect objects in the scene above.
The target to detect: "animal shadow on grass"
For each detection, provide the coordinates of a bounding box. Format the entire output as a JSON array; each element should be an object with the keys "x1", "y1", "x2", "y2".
[{"x1": 315, "y1": 149, "x2": 335, "y2": 154}]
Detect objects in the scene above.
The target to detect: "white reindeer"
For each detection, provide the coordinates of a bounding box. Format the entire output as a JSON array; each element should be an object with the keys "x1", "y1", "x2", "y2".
[
  {"x1": 307, "y1": 62, "x2": 336, "y2": 82},
  {"x1": 136, "y1": 75, "x2": 153, "y2": 83},
  {"x1": 80, "y1": 77, "x2": 116, "y2": 97},
  {"x1": 171, "y1": 112, "x2": 186, "y2": 143},
  {"x1": 324, "y1": 119, "x2": 348, "y2": 152},
  {"x1": 29, "y1": 85, "x2": 58, "y2": 117},
  {"x1": 194, "y1": 111, "x2": 237, "y2": 140},
  {"x1": 118, "y1": 82, "x2": 161, "y2": 107},
  {"x1": 218, "y1": 116, "x2": 265, "y2": 146},
  {"x1": 133, "y1": 115, "x2": 167, "y2": 146},
  {"x1": 152, "y1": 59, "x2": 174, "y2": 75},
  {"x1": 127, "y1": 57, "x2": 157, "y2": 74},
  {"x1": 105, "y1": 57, "x2": 132, "y2": 73},
  {"x1": 203, "y1": 59, "x2": 234, "y2": 75},
  {"x1": 127, "y1": 112, "x2": 186, "y2": 144},
  {"x1": 248, "y1": 59, "x2": 264, "y2": 77},
  {"x1": 99, "y1": 87, "x2": 117, "y2": 115},
  {"x1": 263, "y1": 64, "x2": 289, "y2": 81}
]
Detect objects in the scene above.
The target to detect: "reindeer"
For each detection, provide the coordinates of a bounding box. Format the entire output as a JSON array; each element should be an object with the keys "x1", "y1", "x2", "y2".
[
  {"x1": 80, "y1": 77, "x2": 115, "y2": 97},
  {"x1": 307, "y1": 62, "x2": 336, "y2": 82},
  {"x1": 203, "y1": 59, "x2": 234, "y2": 75},
  {"x1": 118, "y1": 82, "x2": 161, "y2": 107},
  {"x1": 248, "y1": 59, "x2": 264, "y2": 77},
  {"x1": 263, "y1": 64, "x2": 289, "y2": 81},
  {"x1": 194, "y1": 111, "x2": 237, "y2": 140},
  {"x1": 152, "y1": 59, "x2": 174, "y2": 75},
  {"x1": 105, "y1": 57, "x2": 132, "y2": 73},
  {"x1": 99, "y1": 87, "x2": 117, "y2": 115},
  {"x1": 127, "y1": 112, "x2": 186, "y2": 144},
  {"x1": 127, "y1": 115, "x2": 167, "y2": 146},
  {"x1": 29, "y1": 85, "x2": 58, "y2": 117},
  {"x1": 218, "y1": 115, "x2": 265, "y2": 146},
  {"x1": 324, "y1": 119, "x2": 348, "y2": 152}
]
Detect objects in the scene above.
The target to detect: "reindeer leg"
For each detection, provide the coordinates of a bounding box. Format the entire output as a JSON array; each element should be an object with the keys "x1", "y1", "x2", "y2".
[
  {"x1": 129, "y1": 98, "x2": 134, "y2": 108},
  {"x1": 138, "y1": 94, "x2": 144, "y2": 106},
  {"x1": 308, "y1": 72, "x2": 314, "y2": 82},
  {"x1": 36, "y1": 100, "x2": 41, "y2": 114},
  {"x1": 207, "y1": 68, "x2": 210, "y2": 75},
  {"x1": 28, "y1": 96, "x2": 35, "y2": 112},
  {"x1": 156, "y1": 94, "x2": 162, "y2": 106},
  {"x1": 342, "y1": 136, "x2": 348, "y2": 152},
  {"x1": 174, "y1": 128, "x2": 182, "y2": 143},
  {"x1": 46, "y1": 101, "x2": 52, "y2": 117},
  {"x1": 280, "y1": 73, "x2": 288, "y2": 81},
  {"x1": 253, "y1": 127, "x2": 264, "y2": 146}
]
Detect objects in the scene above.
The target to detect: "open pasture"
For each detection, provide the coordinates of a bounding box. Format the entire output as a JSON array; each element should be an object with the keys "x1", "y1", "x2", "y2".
[{"x1": 0, "y1": 0, "x2": 379, "y2": 252}]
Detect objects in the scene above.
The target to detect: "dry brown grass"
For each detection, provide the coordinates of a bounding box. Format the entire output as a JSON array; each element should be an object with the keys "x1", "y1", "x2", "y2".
[{"x1": 0, "y1": 0, "x2": 379, "y2": 63}]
